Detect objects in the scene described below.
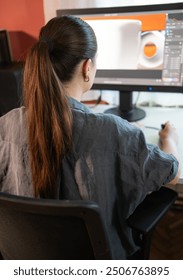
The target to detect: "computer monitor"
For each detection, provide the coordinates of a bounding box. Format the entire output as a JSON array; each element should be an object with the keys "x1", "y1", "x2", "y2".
[
  {"x1": 0, "y1": 30, "x2": 13, "y2": 67},
  {"x1": 57, "y1": 3, "x2": 183, "y2": 121}
]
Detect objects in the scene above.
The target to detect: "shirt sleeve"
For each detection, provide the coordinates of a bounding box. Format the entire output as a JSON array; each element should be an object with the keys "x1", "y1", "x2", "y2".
[
  {"x1": 116, "y1": 124, "x2": 179, "y2": 218},
  {"x1": 0, "y1": 140, "x2": 33, "y2": 196}
]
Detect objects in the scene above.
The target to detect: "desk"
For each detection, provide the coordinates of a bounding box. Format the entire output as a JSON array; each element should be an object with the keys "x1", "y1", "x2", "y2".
[{"x1": 91, "y1": 104, "x2": 183, "y2": 186}]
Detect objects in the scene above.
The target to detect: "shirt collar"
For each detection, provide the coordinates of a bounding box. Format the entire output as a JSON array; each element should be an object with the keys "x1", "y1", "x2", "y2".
[{"x1": 69, "y1": 97, "x2": 91, "y2": 113}]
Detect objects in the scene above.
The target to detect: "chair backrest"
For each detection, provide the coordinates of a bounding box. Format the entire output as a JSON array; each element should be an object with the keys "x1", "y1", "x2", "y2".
[{"x1": 0, "y1": 192, "x2": 112, "y2": 260}]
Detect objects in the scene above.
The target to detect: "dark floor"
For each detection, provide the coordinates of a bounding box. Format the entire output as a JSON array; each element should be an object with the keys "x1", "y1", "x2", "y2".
[{"x1": 150, "y1": 207, "x2": 183, "y2": 260}]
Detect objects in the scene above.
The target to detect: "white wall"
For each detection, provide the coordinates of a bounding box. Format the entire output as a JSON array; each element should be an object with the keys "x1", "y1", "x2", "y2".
[{"x1": 43, "y1": 0, "x2": 183, "y2": 23}]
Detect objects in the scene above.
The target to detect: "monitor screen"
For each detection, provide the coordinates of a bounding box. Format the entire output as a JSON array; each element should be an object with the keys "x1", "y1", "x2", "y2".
[
  {"x1": 57, "y1": 3, "x2": 183, "y2": 121},
  {"x1": 0, "y1": 30, "x2": 13, "y2": 67}
]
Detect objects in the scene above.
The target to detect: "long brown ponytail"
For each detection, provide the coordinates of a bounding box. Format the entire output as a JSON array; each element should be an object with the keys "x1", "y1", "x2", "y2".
[
  {"x1": 24, "y1": 42, "x2": 72, "y2": 198},
  {"x1": 23, "y1": 16, "x2": 97, "y2": 198}
]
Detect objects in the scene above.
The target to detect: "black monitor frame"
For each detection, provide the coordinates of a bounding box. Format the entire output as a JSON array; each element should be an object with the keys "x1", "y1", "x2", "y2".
[{"x1": 57, "y1": 3, "x2": 183, "y2": 121}]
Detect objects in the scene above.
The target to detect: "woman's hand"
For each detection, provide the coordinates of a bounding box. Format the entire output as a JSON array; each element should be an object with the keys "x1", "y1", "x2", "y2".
[{"x1": 159, "y1": 121, "x2": 179, "y2": 145}]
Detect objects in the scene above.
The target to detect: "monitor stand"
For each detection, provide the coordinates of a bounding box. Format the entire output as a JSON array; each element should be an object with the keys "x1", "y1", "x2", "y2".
[{"x1": 104, "y1": 91, "x2": 146, "y2": 122}]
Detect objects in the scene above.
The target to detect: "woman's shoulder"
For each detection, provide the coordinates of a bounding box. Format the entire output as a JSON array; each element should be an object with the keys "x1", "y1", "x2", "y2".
[
  {"x1": 86, "y1": 111, "x2": 141, "y2": 135},
  {"x1": 70, "y1": 98, "x2": 141, "y2": 135},
  {"x1": 0, "y1": 106, "x2": 26, "y2": 120}
]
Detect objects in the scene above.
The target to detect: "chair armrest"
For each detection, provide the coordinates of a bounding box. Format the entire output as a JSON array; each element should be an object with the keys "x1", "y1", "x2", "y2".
[{"x1": 127, "y1": 187, "x2": 178, "y2": 234}]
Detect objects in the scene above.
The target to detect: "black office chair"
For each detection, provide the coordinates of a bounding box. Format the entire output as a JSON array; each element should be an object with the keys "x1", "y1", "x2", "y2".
[
  {"x1": 0, "y1": 187, "x2": 178, "y2": 260},
  {"x1": 127, "y1": 186, "x2": 178, "y2": 259}
]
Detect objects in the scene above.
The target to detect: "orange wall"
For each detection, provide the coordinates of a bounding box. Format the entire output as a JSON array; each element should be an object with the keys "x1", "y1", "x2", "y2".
[{"x1": 0, "y1": 0, "x2": 45, "y2": 61}]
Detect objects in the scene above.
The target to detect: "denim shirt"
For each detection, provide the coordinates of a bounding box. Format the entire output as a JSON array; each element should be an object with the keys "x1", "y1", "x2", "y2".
[{"x1": 0, "y1": 98, "x2": 178, "y2": 259}]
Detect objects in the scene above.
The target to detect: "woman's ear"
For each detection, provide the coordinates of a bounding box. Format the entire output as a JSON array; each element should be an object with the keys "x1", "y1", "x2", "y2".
[{"x1": 82, "y1": 59, "x2": 92, "y2": 82}]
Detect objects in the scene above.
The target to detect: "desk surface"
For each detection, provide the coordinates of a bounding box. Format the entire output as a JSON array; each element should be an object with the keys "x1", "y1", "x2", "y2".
[{"x1": 91, "y1": 105, "x2": 183, "y2": 185}]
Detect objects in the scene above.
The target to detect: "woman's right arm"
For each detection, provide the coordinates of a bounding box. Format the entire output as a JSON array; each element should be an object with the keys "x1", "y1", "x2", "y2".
[{"x1": 158, "y1": 121, "x2": 181, "y2": 185}]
